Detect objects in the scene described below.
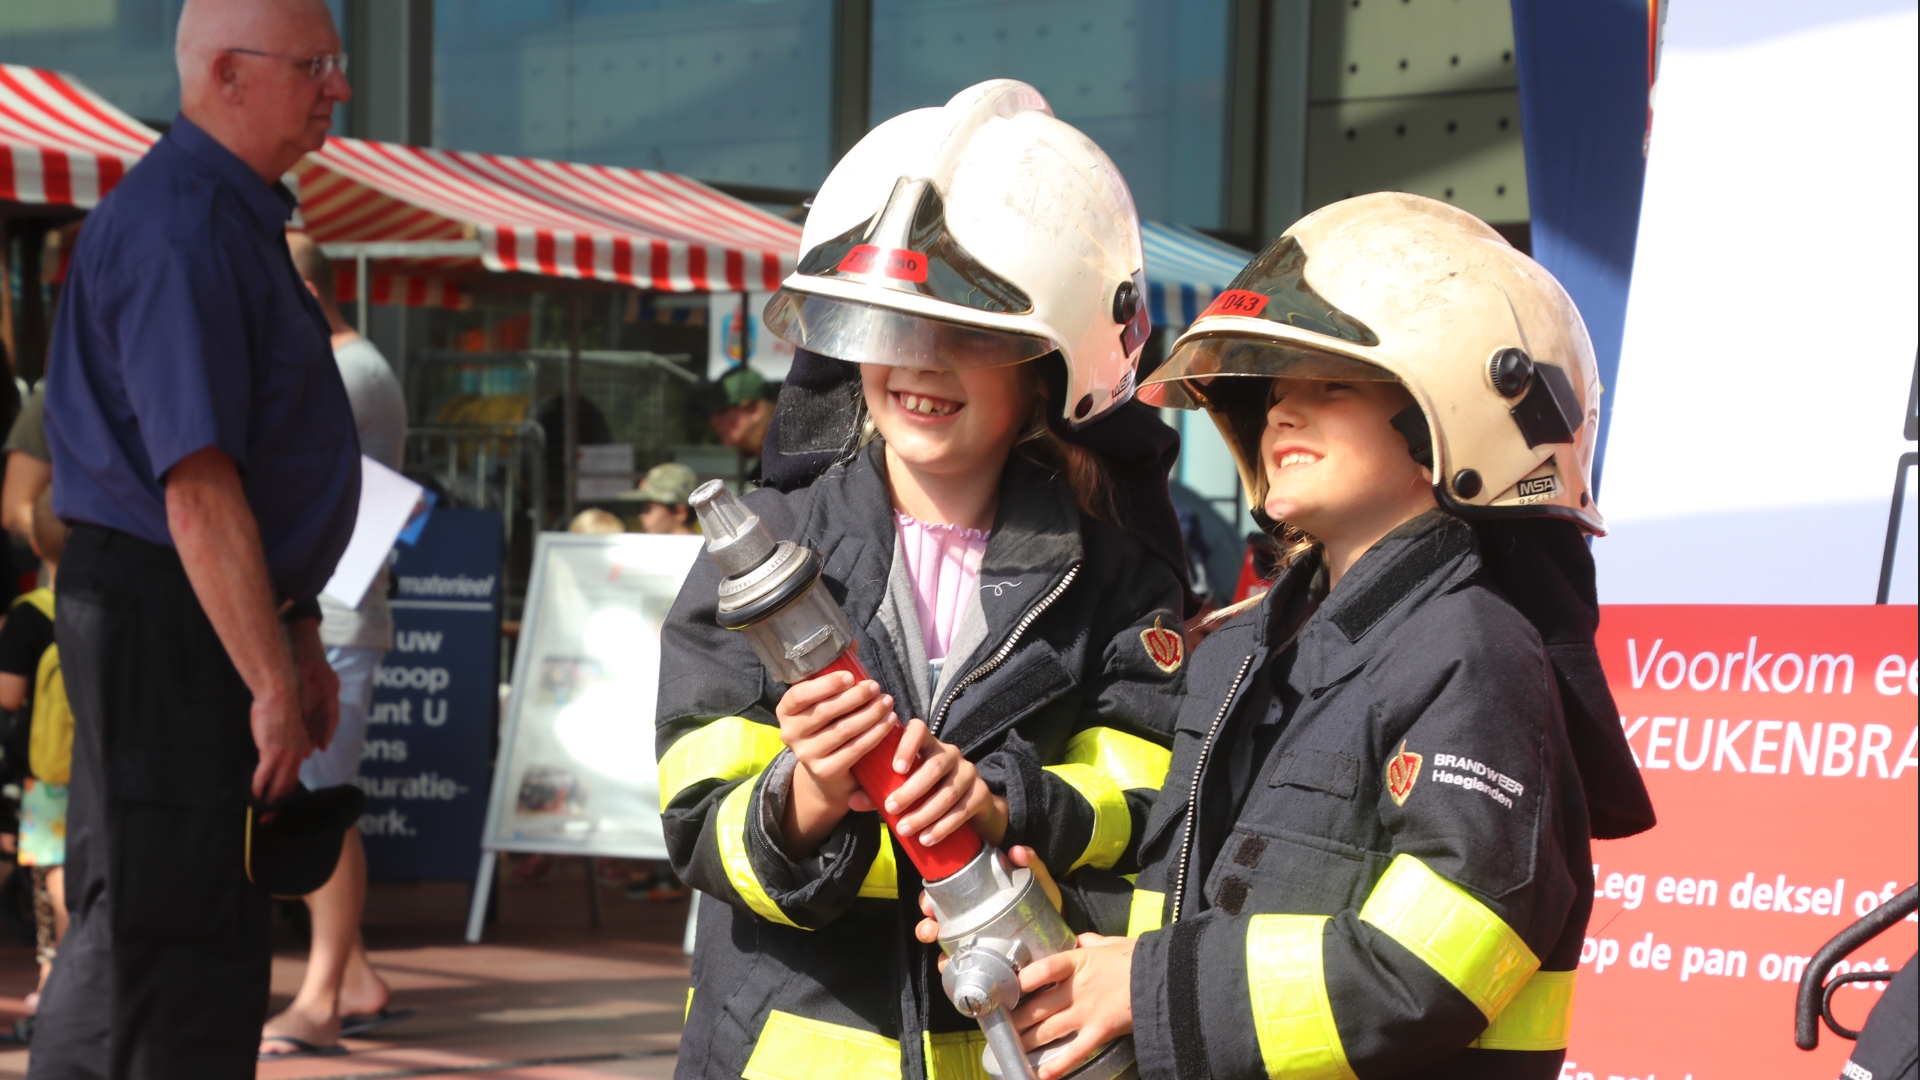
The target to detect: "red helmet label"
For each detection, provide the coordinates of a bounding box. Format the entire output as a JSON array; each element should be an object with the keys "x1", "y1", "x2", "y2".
[
  {"x1": 838, "y1": 245, "x2": 929, "y2": 283},
  {"x1": 1202, "y1": 289, "x2": 1270, "y2": 319}
]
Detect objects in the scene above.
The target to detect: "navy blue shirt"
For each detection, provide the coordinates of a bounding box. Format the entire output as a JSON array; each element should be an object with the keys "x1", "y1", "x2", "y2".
[{"x1": 45, "y1": 114, "x2": 360, "y2": 603}]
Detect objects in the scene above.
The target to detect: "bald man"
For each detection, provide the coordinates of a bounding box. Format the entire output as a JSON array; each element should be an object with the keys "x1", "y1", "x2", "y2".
[{"x1": 35, "y1": 1, "x2": 357, "y2": 1076}]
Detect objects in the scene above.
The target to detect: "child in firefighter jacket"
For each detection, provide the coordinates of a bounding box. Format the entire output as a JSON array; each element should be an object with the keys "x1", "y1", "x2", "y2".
[
  {"x1": 656, "y1": 81, "x2": 1190, "y2": 1080},
  {"x1": 917, "y1": 193, "x2": 1655, "y2": 1080}
]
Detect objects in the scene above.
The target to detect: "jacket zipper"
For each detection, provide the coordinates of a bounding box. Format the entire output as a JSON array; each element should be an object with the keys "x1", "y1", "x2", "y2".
[
  {"x1": 929, "y1": 562, "x2": 1082, "y2": 737},
  {"x1": 1169, "y1": 653, "x2": 1256, "y2": 924}
]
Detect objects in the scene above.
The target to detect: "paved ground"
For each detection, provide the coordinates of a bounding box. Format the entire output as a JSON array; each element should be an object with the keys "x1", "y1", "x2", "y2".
[{"x1": 0, "y1": 857, "x2": 694, "y2": 1079}]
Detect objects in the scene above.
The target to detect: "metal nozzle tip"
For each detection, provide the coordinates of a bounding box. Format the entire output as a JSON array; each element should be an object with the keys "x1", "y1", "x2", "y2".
[{"x1": 688, "y1": 480, "x2": 776, "y2": 577}]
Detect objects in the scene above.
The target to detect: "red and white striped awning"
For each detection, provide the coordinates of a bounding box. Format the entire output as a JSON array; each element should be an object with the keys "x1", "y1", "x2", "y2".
[
  {"x1": 0, "y1": 64, "x2": 157, "y2": 209},
  {"x1": 295, "y1": 137, "x2": 801, "y2": 293}
]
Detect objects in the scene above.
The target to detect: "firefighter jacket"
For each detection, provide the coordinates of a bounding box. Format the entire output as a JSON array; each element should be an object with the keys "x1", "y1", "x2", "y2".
[
  {"x1": 657, "y1": 441, "x2": 1186, "y2": 1080},
  {"x1": 1125, "y1": 511, "x2": 1595, "y2": 1080}
]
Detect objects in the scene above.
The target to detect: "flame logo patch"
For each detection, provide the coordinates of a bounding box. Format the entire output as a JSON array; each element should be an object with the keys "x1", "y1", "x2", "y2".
[
  {"x1": 1140, "y1": 616, "x2": 1184, "y2": 674},
  {"x1": 1386, "y1": 741, "x2": 1422, "y2": 806}
]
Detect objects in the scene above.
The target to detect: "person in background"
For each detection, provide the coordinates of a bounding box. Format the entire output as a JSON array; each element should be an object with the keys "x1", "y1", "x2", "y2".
[
  {"x1": 567, "y1": 508, "x2": 625, "y2": 535},
  {"x1": 707, "y1": 366, "x2": 779, "y2": 482},
  {"x1": 3, "y1": 388, "x2": 52, "y2": 544},
  {"x1": 31, "y1": 0, "x2": 360, "y2": 1074},
  {"x1": 622, "y1": 462, "x2": 699, "y2": 535},
  {"x1": 2, "y1": 387, "x2": 53, "y2": 609},
  {"x1": 0, "y1": 486, "x2": 69, "y2": 1029},
  {"x1": 258, "y1": 233, "x2": 411, "y2": 1060}
]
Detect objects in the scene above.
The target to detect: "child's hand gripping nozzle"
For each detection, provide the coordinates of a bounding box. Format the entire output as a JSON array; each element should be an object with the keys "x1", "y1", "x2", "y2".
[{"x1": 690, "y1": 481, "x2": 1137, "y2": 1080}]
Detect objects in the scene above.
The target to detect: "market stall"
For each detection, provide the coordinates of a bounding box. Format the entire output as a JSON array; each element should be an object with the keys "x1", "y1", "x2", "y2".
[
  {"x1": 0, "y1": 63, "x2": 154, "y2": 210},
  {"x1": 293, "y1": 135, "x2": 801, "y2": 315},
  {"x1": 0, "y1": 64, "x2": 157, "y2": 387},
  {"x1": 293, "y1": 140, "x2": 805, "y2": 540}
]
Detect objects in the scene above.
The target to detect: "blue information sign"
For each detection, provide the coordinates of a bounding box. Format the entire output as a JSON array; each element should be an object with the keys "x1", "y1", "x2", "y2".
[{"x1": 362, "y1": 508, "x2": 501, "y2": 882}]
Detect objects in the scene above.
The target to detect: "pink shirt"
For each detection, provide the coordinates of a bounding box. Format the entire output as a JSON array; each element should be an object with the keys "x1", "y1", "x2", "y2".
[{"x1": 894, "y1": 512, "x2": 989, "y2": 663}]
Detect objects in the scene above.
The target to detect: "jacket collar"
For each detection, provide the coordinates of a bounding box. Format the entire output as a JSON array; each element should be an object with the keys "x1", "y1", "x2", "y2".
[
  {"x1": 944, "y1": 448, "x2": 1084, "y2": 673},
  {"x1": 800, "y1": 441, "x2": 1085, "y2": 643},
  {"x1": 167, "y1": 113, "x2": 300, "y2": 237},
  {"x1": 798, "y1": 442, "x2": 1087, "y2": 739},
  {"x1": 1287, "y1": 510, "x2": 1479, "y2": 687}
]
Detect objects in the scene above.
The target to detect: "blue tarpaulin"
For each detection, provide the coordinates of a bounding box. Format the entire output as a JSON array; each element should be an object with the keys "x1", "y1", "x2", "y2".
[
  {"x1": 1510, "y1": 0, "x2": 1657, "y2": 488},
  {"x1": 1141, "y1": 221, "x2": 1252, "y2": 331}
]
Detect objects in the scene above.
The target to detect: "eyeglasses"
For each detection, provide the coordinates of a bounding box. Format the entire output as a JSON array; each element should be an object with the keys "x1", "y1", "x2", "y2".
[{"x1": 225, "y1": 48, "x2": 349, "y2": 80}]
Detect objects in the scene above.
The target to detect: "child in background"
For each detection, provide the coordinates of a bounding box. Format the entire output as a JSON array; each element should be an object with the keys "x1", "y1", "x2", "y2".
[
  {"x1": 0, "y1": 485, "x2": 71, "y2": 1020},
  {"x1": 566, "y1": 508, "x2": 626, "y2": 535}
]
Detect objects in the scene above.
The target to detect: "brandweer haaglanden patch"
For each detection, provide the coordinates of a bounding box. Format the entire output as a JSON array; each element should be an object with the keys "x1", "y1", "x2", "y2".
[{"x1": 1430, "y1": 752, "x2": 1525, "y2": 809}]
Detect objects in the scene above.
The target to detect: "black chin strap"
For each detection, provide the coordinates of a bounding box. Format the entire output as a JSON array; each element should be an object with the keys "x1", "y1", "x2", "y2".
[
  {"x1": 761, "y1": 349, "x2": 864, "y2": 492},
  {"x1": 1391, "y1": 404, "x2": 1433, "y2": 470}
]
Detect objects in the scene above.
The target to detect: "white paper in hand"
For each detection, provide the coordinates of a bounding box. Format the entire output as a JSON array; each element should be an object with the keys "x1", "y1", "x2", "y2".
[{"x1": 322, "y1": 456, "x2": 426, "y2": 610}]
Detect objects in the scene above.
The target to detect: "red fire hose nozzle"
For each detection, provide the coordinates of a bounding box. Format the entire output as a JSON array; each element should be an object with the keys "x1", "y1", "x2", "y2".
[
  {"x1": 689, "y1": 481, "x2": 1137, "y2": 1080},
  {"x1": 690, "y1": 482, "x2": 983, "y2": 880}
]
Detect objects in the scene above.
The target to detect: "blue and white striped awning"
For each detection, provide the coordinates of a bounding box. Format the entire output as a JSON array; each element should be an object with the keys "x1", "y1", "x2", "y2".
[{"x1": 1141, "y1": 222, "x2": 1253, "y2": 331}]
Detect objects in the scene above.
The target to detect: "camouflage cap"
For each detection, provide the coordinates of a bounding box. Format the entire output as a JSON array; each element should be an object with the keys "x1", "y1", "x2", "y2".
[
  {"x1": 717, "y1": 365, "x2": 779, "y2": 407},
  {"x1": 630, "y1": 462, "x2": 699, "y2": 506}
]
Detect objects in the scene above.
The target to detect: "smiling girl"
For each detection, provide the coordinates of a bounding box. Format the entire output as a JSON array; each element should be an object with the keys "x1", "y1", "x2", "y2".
[
  {"x1": 656, "y1": 82, "x2": 1189, "y2": 1080},
  {"x1": 917, "y1": 193, "x2": 1654, "y2": 1080}
]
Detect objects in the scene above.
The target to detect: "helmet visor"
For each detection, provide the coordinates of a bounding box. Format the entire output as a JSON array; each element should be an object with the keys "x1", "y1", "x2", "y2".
[
  {"x1": 1141, "y1": 335, "x2": 1395, "y2": 409},
  {"x1": 764, "y1": 287, "x2": 1058, "y2": 370}
]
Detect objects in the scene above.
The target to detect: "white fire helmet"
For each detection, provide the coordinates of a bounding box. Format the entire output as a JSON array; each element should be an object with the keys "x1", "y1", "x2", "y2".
[
  {"x1": 763, "y1": 79, "x2": 1150, "y2": 428},
  {"x1": 1141, "y1": 192, "x2": 1605, "y2": 533}
]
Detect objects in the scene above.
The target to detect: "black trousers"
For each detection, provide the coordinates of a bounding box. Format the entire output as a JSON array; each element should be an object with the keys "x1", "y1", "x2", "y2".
[{"x1": 29, "y1": 525, "x2": 270, "y2": 1080}]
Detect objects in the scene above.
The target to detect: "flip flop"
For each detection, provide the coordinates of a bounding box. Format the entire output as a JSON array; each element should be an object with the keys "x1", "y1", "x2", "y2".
[
  {"x1": 258, "y1": 1035, "x2": 349, "y2": 1061},
  {"x1": 338, "y1": 1007, "x2": 416, "y2": 1038}
]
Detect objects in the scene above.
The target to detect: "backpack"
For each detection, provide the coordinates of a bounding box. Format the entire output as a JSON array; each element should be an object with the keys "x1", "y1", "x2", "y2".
[{"x1": 12, "y1": 590, "x2": 70, "y2": 785}]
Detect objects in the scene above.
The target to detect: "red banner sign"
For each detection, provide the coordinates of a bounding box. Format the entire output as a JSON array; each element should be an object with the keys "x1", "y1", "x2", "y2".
[{"x1": 1570, "y1": 605, "x2": 1917, "y2": 1079}]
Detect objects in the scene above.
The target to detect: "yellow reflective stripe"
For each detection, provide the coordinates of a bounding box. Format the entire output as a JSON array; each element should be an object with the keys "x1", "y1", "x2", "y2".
[
  {"x1": 658, "y1": 716, "x2": 785, "y2": 810},
  {"x1": 1126, "y1": 888, "x2": 1165, "y2": 937},
  {"x1": 1245, "y1": 915, "x2": 1356, "y2": 1080},
  {"x1": 684, "y1": 987, "x2": 694, "y2": 1023},
  {"x1": 923, "y1": 1029, "x2": 990, "y2": 1080},
  {"x1": 1062, "y1": 726, "x2": 1173, "y2": 791},
  {"x1": 716, "y1": 781, "x2": 801, "y2": 929},
  {"x1": 1469, "y1": 970, "x2": 1575, "y2": 1050},
  {"x1": 1044, "y1": 763, "x2": 1130, "y2": 871},
  {"x1": 743, "y1": 1010, "x2": 900, "y2": 1080},
  {"x1": 1358, "y1": 854, "x2": 1540, "y2": 1021},
  {"x1": 857, "y1": 825, "x2": 899, "y2": 900}
]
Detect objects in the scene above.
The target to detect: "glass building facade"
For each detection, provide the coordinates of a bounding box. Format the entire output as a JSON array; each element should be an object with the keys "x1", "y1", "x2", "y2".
[
  {"x1": 4, "y1": 1, "x2": 1232, "y2": 228},
  {"x1": 868, "y1": 0, "x2": 1227, "y2": 227},
  {"x1": 428, "y1": 0, "x2": 1228, "y2": 226},
  {"x1": 0, "y1": 0, "x2": 187, "y2": 124},
  {"x1": 429, "y1": 0, "x2": 1229, "y2": 226},
  {"x1": 0, "y1": 0, "x2": 347, "y2": 125},
  {"x1": 434, "y1": 0, "x2": 835, "y2": 192}
]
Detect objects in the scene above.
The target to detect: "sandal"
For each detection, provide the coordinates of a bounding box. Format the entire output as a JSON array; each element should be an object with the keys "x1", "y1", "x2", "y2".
[
  {"x1": 258, "y1": 1035, "x2": 348, "y2": 1061},
  {"x1": 339, "y1": 1007, "x2": 416, "y2": 1038}
]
